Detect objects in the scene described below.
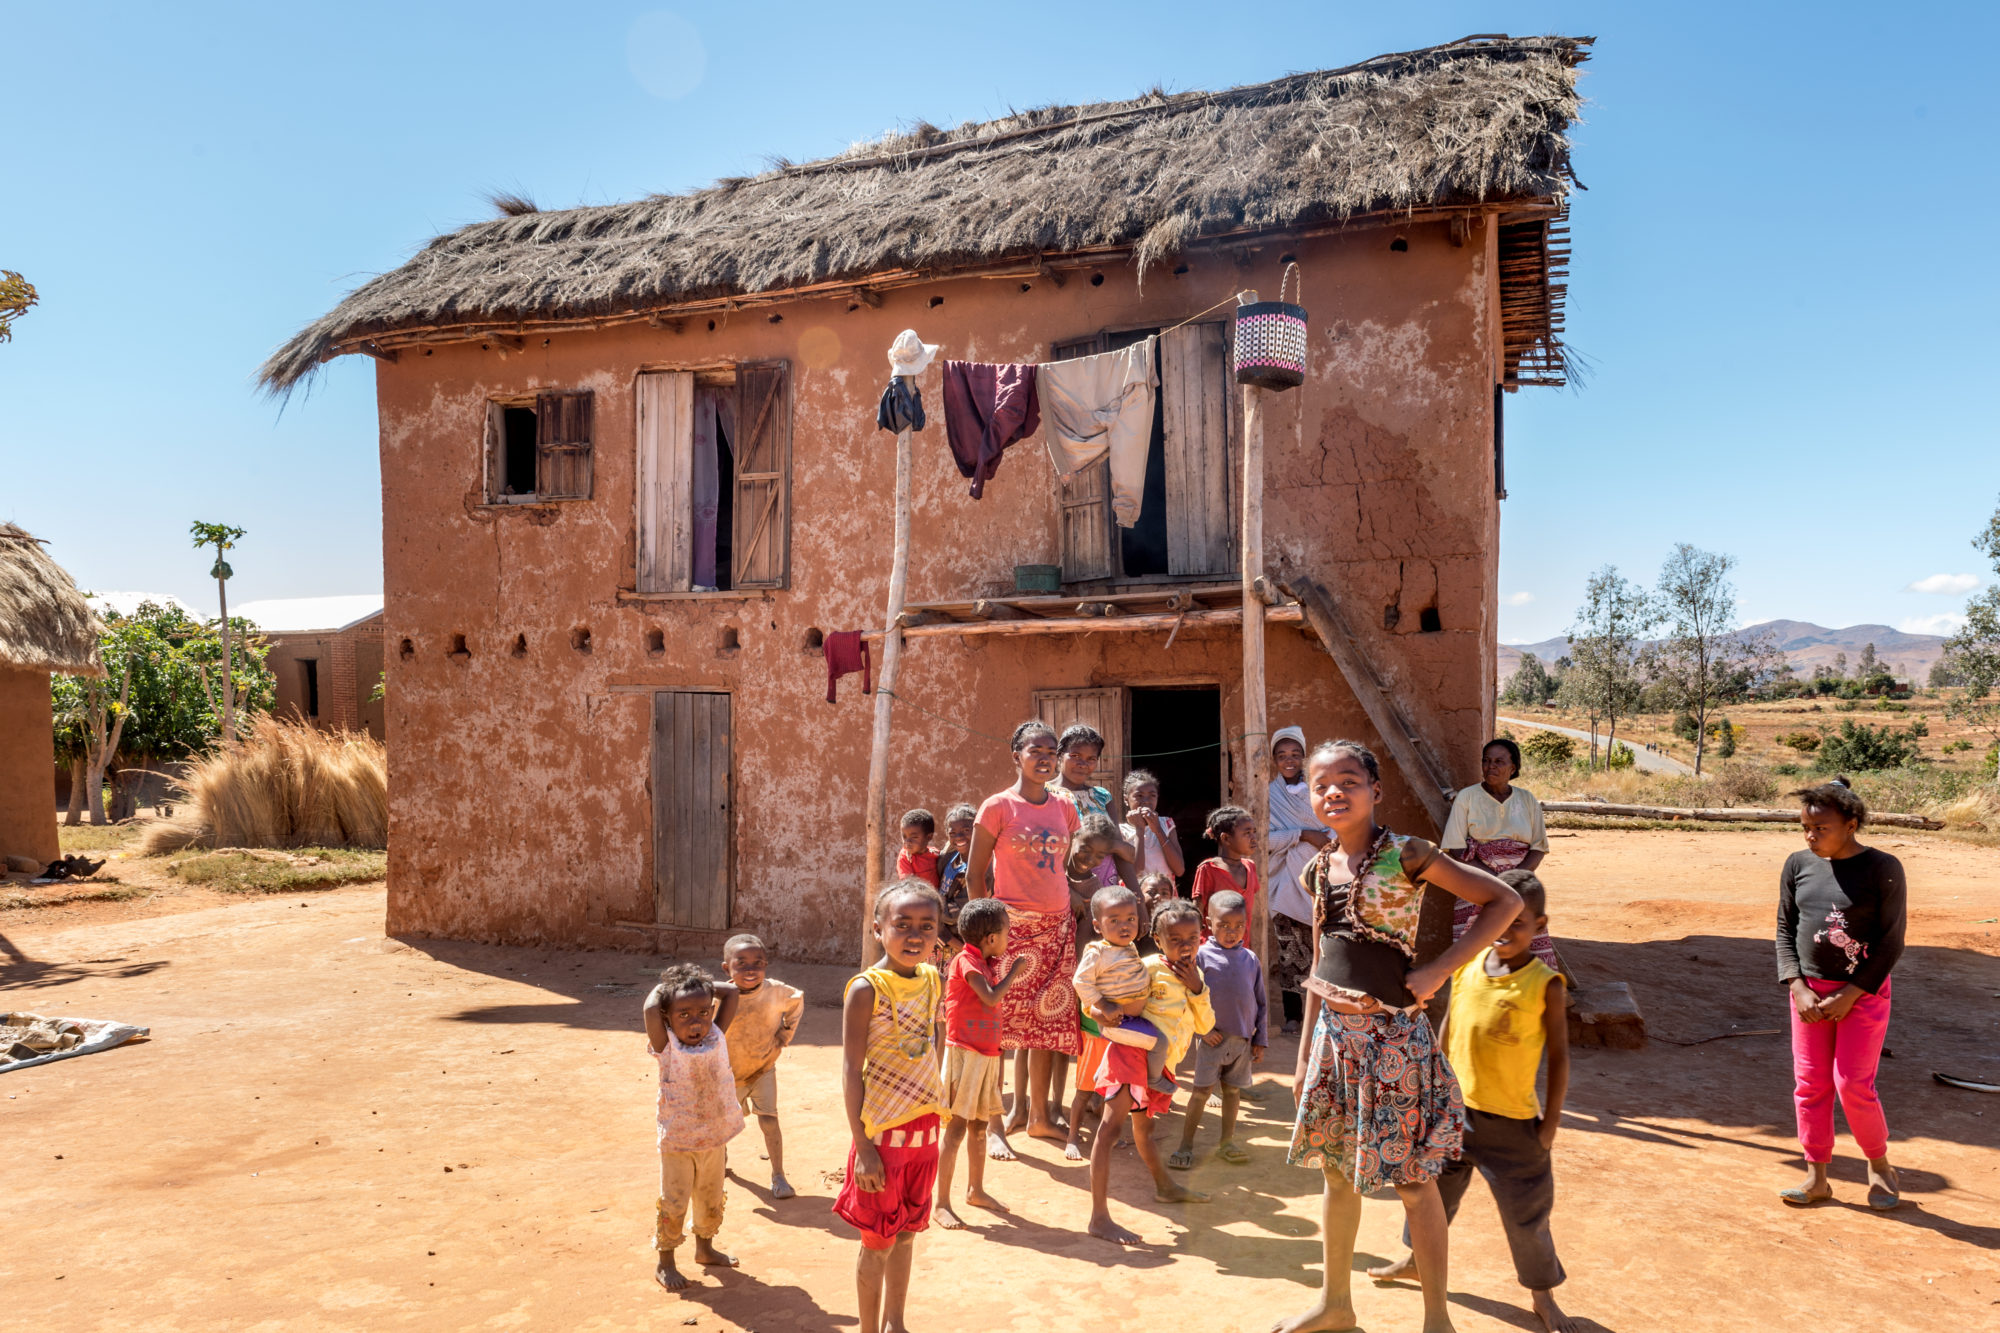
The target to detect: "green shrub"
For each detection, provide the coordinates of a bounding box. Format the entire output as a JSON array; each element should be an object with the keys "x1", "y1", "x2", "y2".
[
  {"x1": 1773, "y1": 762, "x2": 1803, "y2": 776},
  {"x1": 1834, "y1": 700, "x2": 1860, "y2": 712},
  {"x1": 1521, "y1": 730, "x2": 1576, "y2": 765},
  {"x1": 1672, "y1": 712, "x2": 1700, "y2": 742},
  {"x1": 1605, "y1": 743, "x2": 1636, "y2": 770},
  {"x1": 1816, "y1": 720, "x2": 1922, "y2": 772},
  {"x1": 1873, "y1": 698, "x2": 1909, "y2": 712},
  {"x1": 1779, "y1": 730, "x2": 1822, "y2": 753}
]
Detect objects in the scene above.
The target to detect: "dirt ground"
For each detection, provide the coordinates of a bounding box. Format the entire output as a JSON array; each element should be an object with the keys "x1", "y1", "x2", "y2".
[{"x1": 5, "y1": 828, "x2": 1997, "y2": 1332}]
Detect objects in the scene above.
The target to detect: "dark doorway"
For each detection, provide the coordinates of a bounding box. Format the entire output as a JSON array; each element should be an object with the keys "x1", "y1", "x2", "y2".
[
  {"x1": 713, "y1": 412, "x2": 736, "y2": 590},
  {"x1": 1127, "y1": 686, "x2": 1222, "y2": 898}
]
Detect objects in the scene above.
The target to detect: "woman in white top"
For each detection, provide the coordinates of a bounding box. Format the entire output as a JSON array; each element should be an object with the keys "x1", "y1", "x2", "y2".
[
  {"x1": 1440, "y1": 736, "x2": 1557, "y2": 967},
  {"x1": 1264, "y1": 725, "x2": 1322, "y2": 1033}
]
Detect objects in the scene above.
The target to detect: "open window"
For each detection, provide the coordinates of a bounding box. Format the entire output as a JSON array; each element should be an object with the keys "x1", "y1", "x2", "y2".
[
  {"x1": 299, "y1": 658, "x2": 320, "y2": 719},
  {"x1": 636, "y1": 362, "x2": 791, "y2": 593},
  {"x1": 1053, "y1": 324, "x2": 1237, "y2": 585},
  {"x1": 484, "y1": 390, "x2": 594, "y2": 502}
]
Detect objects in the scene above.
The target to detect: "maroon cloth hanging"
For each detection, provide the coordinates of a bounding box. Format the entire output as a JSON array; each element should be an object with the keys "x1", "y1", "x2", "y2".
[
  {"x1": 940, "y1": 360, "x2": 1040, "y2": 499},
  {"x1": 824, "y1": 631, "x2": 872, "y2": 704}
]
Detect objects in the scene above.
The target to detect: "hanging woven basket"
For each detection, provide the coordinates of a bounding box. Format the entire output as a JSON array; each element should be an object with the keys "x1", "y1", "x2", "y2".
[{"x1": 1233, "y1": 263, "x2": 1308, "y2": 390}]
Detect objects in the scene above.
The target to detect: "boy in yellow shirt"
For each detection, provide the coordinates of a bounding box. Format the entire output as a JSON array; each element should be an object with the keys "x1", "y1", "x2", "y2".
[{"x1": 1369, "y1": 871, "x2": 1580, "y2": 1333}]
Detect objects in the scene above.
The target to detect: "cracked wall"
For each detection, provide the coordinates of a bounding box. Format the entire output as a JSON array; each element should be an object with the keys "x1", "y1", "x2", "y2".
[{"x1": 372, "y1": 219, "x2": 1504, "y2": 961}]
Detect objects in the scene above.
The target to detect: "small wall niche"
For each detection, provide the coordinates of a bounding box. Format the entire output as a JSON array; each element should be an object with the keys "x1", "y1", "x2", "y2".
[
  {"x1": 646, "y1": 628, "x2": 666, "y2": 655},
  {"x1": 803, "y1": 626, "x2": 825, "y2": 653},
  {"x1": 1418, "y1": 606, "x2": 1442, "y2": 633},
  {"x1": 510, "y1": 633, "x2": 528, "y2": 658},
  {"x1": 448, "y1": 633, "x2": 470, "y2": 659},
  {"x1": 572, "y1": 626, "x2": 593, "y2": 653},
  {"x1": 718, "y1": 627, "x2": 741, "y2": 653},
  {"x1": 398, "y1": 638, "x2": 415, "y2": 661}
]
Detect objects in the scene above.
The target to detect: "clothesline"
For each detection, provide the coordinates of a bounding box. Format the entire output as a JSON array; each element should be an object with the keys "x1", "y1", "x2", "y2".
[{"x1": 874, "y1": 687, "x2": 1264, "y2": 761}]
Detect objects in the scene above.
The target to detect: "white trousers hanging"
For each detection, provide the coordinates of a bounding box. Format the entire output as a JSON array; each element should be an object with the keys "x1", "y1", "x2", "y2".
[{"x1": 1039, "y1": 337, "x2": 1157, "y2": 528}]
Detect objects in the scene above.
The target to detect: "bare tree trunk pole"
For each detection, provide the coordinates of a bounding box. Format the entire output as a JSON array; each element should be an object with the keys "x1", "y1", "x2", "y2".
[
  {"x1": 862, "y1": 419, "x2": 914, "y2": 965},
  {"x1": 65, "y1": 758, "x2": 86, "y2": 827},
  {"x1": 217, "y1": 573, "x2": 234, "y2": 745},
  {"x1": 1240, "y1": 384, "x2": 1271, "y2": 987}
]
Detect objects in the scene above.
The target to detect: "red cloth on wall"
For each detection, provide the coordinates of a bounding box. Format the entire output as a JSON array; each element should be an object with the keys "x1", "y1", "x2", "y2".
[{"x1": 824, "y1": 631, "x2": 871, "y2": 704}]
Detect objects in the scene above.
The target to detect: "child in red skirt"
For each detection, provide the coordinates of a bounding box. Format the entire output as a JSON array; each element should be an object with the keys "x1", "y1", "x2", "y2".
[{"x1": 837, "y1": 880, "x2": 947, "y2": 1333}]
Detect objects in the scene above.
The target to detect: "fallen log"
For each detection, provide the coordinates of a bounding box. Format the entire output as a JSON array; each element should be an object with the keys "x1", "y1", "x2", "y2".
[{"x1": 1541, "y1": 801, "x2": 1942, "y2": 830}]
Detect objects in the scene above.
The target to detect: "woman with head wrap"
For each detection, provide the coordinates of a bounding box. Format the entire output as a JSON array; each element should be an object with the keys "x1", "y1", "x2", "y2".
[{"x1": 1266, "y1": 724, "x2": 1323, "y2": 1033}]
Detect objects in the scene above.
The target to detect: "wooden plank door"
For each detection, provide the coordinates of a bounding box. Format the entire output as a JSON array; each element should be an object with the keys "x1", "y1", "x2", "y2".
[
  {"x1": 1033, "y1": 686, "x2": 1128, "y2": 815},
  {"x1": 651, "y1": 690, "x2": 733, "y2": 929},
  {"x1": 1050, "y1": 334, "x2": 1117, "y2": 584},
  {"x1": 731, "y1": 361, "x2": 791, "y2": 589}
]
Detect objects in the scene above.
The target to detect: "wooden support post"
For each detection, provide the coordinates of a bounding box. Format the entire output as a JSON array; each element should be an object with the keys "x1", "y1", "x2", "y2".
[
  {"x1": 862, "y1": 419, "x2": 915, "y2": 965},
  {"x1": 1240, "y1": 384, "x2": 1272, "y2": 987}
]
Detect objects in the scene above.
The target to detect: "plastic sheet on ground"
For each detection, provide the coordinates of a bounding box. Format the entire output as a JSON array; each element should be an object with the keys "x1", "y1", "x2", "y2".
[{"x1": 0, "y1": 1013, "x2": 149, "y2": 1073}]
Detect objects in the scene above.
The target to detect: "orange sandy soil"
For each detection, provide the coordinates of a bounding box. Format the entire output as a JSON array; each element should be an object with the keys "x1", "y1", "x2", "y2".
[{"x1": 5, "y1": 829, "x2": 1997, "y2": 1332}]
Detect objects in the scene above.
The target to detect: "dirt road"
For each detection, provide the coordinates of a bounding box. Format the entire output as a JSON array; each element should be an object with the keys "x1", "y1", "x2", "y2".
[
  {"x1": 5, "y1": 829, "x2": 1997, "y2": 1330},
  {"x1": 1496, "y1": 716, "x2": 1693, "y2": 775}
]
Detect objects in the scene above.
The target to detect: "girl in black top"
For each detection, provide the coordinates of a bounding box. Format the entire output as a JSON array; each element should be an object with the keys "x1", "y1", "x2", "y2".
[{"x1": 1776, "y1": 779, "x2": 1905, "y2": 1210}]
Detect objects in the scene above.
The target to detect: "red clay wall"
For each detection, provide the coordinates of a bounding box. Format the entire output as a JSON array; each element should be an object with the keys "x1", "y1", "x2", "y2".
[
  {"x1": 265, "y1": 623, "x2": 386, "y2": 740},
  {"x1": 371, "y1": 219, "x2": 1505, "y2": 961},
  {"x1": 0, "y1": 667, "x2": 59, "y2": 866}
]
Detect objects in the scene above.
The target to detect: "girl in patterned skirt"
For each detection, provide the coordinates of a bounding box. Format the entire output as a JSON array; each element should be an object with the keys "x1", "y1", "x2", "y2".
[{"x1": 1273, "y1": 741, "x2": 1522, "y2": 1333}]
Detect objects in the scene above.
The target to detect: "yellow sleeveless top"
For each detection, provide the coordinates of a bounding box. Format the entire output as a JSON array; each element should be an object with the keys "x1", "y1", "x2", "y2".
[
  {"x1": 1443, "y1": 948, "x2": 1559, "y2": 1120},
  {"x1": 845, "y1": 963, "x2": 945, "y2": 1139}
]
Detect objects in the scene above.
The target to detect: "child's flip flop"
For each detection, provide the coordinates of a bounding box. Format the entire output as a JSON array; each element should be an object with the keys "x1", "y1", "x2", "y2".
[
  {"x1": 1167, "y1": 1148, "x2": 1195, "y2": 1171},
  {"x1": 1215, "y1": 1141, "x2": 1250, "y2": 1165},
  {"x1": 1778, "y1": 1186, "x2": 1830, "y2": 1207}
]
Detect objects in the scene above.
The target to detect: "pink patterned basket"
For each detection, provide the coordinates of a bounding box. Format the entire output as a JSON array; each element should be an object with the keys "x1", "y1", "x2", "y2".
[{"x1": 1233, "y1": 263, "x2": 1308, "y2": 390}]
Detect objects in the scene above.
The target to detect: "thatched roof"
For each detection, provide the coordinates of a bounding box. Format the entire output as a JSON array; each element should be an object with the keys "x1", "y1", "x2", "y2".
[
  {"x1": 263, "y1": 34, "x2": 1589, "y2": 393},
  {"x1": 0, "y1": 524, "x2": 105, "y2": 678}
]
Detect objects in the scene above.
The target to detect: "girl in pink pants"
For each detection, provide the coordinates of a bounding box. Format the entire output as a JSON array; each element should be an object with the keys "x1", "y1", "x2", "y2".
[{"x1": 1776, "y1": 779, "x2": 1906, "y2": 1210}]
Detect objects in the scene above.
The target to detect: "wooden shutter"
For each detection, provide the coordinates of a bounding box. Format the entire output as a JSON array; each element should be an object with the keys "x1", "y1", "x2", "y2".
[
  {"x1": 636, "y1": 371, "x2": 695, "y2": 593},
  {"x1": 731, "y1": 361, "x2": 791, "y2": 589},
  {"x1": 483, "y1": 402, "x2": 506, "y2": 502},
  {"x1": 535, "y1": 390, "x2": 594, "y2": 499},
  {"x1": 1033, "y1": 686, "x2": 1128, "y2": 812},
  {"x1": 1161, "y1": 321, "x2": 1235, "y2": 576},
  {"x1": 652, "y1": 691, "x2": 734, "y2": 930},
  {"x1": 1050, "y1": 334, "x2": 1116, "y2": 584}
]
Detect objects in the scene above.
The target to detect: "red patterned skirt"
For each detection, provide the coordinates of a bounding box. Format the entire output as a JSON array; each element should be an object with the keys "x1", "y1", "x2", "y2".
[
  {"x1": 993, "y1": 905, "x2": 1081, "y2": 1056},
  {"x1": 1454, "y1": 837, "x2": 1560, "y2": 971}
]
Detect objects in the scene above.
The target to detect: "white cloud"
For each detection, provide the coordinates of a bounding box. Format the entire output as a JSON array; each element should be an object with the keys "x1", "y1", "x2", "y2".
[
  {"x1": 1905, "y1": 573, "x2": 1980, "y2": 595},
  {"x1": 87, "y1": 590, "x2": 197, "y2": 616},
  {"x1": 1898, "y1": 613, "x2": 1965, "y2": 636},
  {"x1": 1503, "y1": 591, "x2": 1535, "y2": 606}
]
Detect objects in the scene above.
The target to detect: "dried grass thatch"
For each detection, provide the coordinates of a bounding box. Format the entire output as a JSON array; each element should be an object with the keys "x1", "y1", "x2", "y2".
[
  {"x1": 262, "y1": 35, "x2": 1589, "y2": 393},
  {"x1": 0, "y1": 523, "x2": 104, "y2": 677},
  {"x1": 140, "y1": 717, "x2": 388, "y2": 853}
]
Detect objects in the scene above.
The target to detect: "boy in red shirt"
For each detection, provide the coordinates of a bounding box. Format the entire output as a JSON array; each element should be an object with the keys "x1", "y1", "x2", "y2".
[
  {"x1": 933, "y1": 898, "x2": 1028, "y2": 1230},
  {"x1": 896, "y1": 808, "x2": 941, "y2": 886}
]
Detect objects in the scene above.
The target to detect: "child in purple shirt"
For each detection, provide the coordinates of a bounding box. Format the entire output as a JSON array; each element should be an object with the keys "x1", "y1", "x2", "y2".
[{"x1": 1170, "y1": 890, "x2": 1267, "y2": 1168}]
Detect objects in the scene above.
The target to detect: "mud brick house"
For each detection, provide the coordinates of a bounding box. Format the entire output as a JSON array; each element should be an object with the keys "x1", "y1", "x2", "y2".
[
  {"x1": 262, "y1": 36, "x2": 1588, "y2": 961},
  {"x1": 0, "y1": 524, "x2": 103, "y2": 868},
  {"x1": 263, "y1": 606, "x2": 388, "y2": 741}
]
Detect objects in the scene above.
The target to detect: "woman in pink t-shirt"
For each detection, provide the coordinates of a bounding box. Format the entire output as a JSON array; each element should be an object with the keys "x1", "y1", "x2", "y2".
[{"x1": 968, "y1": 719, "x2": 1081, "y2": 1152}]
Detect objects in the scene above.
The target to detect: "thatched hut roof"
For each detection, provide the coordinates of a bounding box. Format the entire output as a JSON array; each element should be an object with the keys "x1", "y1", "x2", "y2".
[
  {"x1": 0, "y1": 524, "x2": 105, "y2": 678},
  {"x1": 263, "y1": 34, "x2": 1589, "y2": 394}
]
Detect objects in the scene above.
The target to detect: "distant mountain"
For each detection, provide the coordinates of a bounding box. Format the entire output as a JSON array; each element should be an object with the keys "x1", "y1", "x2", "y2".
[{"x1": 1496, "y1": 620, "x2": 1949, "y2": 686}]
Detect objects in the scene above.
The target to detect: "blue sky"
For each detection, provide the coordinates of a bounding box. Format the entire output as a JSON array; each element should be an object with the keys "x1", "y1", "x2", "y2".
[{"x1": 6, "y1": 2, "x2": 1996, "y2": 642}]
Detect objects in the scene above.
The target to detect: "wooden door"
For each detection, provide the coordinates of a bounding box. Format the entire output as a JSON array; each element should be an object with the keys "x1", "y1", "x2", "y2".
[
  {"x1": 651, "y1": 691, "x2": 733, "y2": 929},
  {"x1": 1160, "y1": 322, "x2": 1235, "y2": 576},
  {"x1": 731, "y1": 362, "x2": 791, "y2": 589},
  {"x1": 1033, "y1": 686, "x2": 1128, "y2": 815},
  {"x1": 1050, "y1": 334, "x2": 1117, "y2": 584}
]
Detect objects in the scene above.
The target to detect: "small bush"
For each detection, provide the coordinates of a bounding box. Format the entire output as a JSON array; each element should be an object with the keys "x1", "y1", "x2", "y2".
[
  {"x1": 1672, "y1": 712, "x2": 1700, "y2": 742},
  {"x1": 1779, "y1": 730, "x2": 1822, "y2": 753},
  {"x1": 1773, "y1": 762, "x2": 1803, "y2": 776},
  {"x1": 1834, "y1": 700, "x2": 1860, "y2": 713},
  {"x1": 1874, "y1": 698, "x2": 1909, "y2": 713},
  {"x1": 1605, "y1": 743, "x2": 1635, "y2": 770},
  {"x1": 1816, "y1": 720, "x2": 1922, "y2": 772},
  {"x1": 1521, "y1": 730, "x2": 1576, "y2": 765},
  {"x1": 1709, "y1": 765, "x2": 1779, "y2": 808}
]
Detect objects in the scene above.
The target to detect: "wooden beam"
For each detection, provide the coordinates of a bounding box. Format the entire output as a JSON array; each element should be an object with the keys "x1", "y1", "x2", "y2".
[
  {"x1": 862, "y1": 409, "x2": 917, "y2": 964},
  {"x1": 850, "y1": 288, "x2": 882, "y2": 308},
  {"x1": 861, "y1": 605, "x2": 1300, "y2": 640},
  {"x1": 969, "y1": 598, "x2": 1026, "y2": 621},
  {"x1": 486, "y1": 333, "x2": 525, "y2": 352},
  {"x1": 1542, "y1": 801, "x2": 1942, "y2": 830},
  {"x1": 1277, "y1": 565, "x2": 1452, "y2": 831},
  {"x1": 1241, "y1": 384, "x2": 1273, "y2": 992},
  {"x1": 356, "y1": 341, "x2": 397, "y2": 363},
  {"x1": 894, "y1": 609, "x2": 945, "y2": 630}
]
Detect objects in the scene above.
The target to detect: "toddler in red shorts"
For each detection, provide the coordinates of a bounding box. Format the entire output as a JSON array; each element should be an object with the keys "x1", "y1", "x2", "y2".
[{"x1": 837, "y1": 880, "x2": 947, "y2": 1333}]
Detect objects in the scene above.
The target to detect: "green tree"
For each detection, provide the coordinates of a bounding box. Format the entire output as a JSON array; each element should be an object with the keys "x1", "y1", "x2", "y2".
[
  {"x1": 190, "y1": 521, "x2": 247, "y2": 742},
  {"x1": 0, "y1": 270, "x2": 37, "y2": 343},
  {"x1": 1816, "y1": 720, "x2": 1922, "y2": 772},
  {"x1": 1943, "y1": 496, "x2": 2000, "y2": 750},
  {"x1": 1649, "y1": 544, "x2": 1779, "y2": 775},
  {"x1": 1501, "y1": 652, "x2": 1556, "y2": 706},
  {"x1": 1564, "y1": 565, "x2": 1653, "y2": 770}
]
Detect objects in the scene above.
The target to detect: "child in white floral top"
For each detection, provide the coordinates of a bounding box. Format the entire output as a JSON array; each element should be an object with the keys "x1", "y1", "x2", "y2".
[{"x1": 643, "y1": 963, "x2": 744, "y2": 1292}]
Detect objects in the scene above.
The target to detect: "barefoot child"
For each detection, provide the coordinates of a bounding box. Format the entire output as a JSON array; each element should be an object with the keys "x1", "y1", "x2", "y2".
[
  {"x1": 837, "y1": 881, "x2": 947, "y2": 1333},
  {"x1": 1273, "y1": 740, "x2": 1520, "y2": 1333},
  {"x1": 935, "y1": 898, "x2": 1029, "y2": 1229},
  {"x1": 1064, "y1": 885, "x2": 1171, "y2": 1160},
  {"x1": 896, "y1": 809, "x2": 941, "y2": 887},
  {"x1": 642, "y1": 964, "x2": 746, "y2": 1291},
  {"x1": 719, "y1": 934, "x2": 805, "y2": 1200},
  {"x1": 1172, "y1": 890, "x2": 1267, "y2": 1169},
  {"x1": 1368, "y1": 870, "x2": 1579, "y2": 1333},
  {"x1": 1191, "y1": 806, "x2": 1261, "y2": 936},
  {"x1": 1084, "y1": 897, "x2": 1213, "y2": 1242}
]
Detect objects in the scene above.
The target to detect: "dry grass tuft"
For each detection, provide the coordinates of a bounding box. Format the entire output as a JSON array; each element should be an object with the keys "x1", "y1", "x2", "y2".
[
  {"x1": 1935, "y1": 786, "x2": 2000, "y2": 831},
  {"x1": 139, "y1": 718, "x2": 387, "y2": 853}
]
